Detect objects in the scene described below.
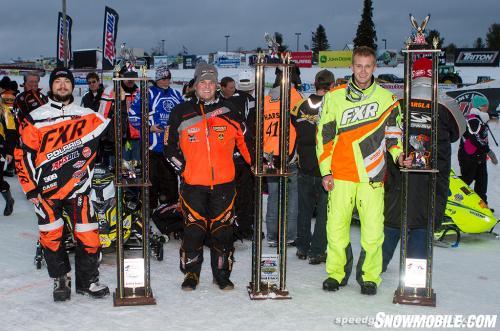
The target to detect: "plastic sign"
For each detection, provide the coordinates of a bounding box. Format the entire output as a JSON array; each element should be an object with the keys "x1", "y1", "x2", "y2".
[
  {"x1": 404, "y1": 258, "x2": 427, "y2": 288},
  {"x1": 124, "y1": 258, "x2": 145, "y2": 288}
]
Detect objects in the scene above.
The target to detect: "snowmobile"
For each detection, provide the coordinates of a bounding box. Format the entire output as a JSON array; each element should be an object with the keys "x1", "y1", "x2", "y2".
[
  {"x1": 90, "y1": 165, "x2": 132, "y2": 250},
  {"x1": 434, "y1": 169, "x2": 498, "y2": 247},
  {"x1": 90, "y1": 164, "x2": 164, "y2": 260}
]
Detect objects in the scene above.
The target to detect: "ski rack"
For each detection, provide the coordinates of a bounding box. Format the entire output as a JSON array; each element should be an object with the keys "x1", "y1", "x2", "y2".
[
  {"x1": 113, "y1": 66, "x2": 156, "y2": 306},
  {"x1": 248, "y1": 52, "x2": 293, "y2": 300},
  {"x1": 394, "y1": 16, "x2": 439, "y2": 307}
]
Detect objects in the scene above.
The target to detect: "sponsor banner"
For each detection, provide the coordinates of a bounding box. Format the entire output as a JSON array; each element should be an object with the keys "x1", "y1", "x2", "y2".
[
  {"x1": 380, "y1": 83, "x2": 458, "y2": 99},
  {"x1": 446, "y1": 87, "x2": 500, "y2": 118},
  {"x1": 290, "y1": 51, "x2": 313, "y2": 68},
  {"x1": 153, "y1": 55, "x2": 168, "y2": 68},
  {"x1": 102, "y1": 6, "x2": 119, "y2": 70},
  {"x1": 319, "y1": 51, "x2": 352, "y2": 68},
  {"x1": 56, "y1": 12, "x2": 73, "y2": 67},
  {"x1": 454, "y1": 48, "x2": 499, "y2": 67},
  {"x1": 216, "y1": 52, "x2": 240, "y2": 68},
  {"x1": 376, "y1": 50, "x2": 398, "y2": 67},
  {"x1": 182, "y1": 55, "x2": 197, "y2": 69}
]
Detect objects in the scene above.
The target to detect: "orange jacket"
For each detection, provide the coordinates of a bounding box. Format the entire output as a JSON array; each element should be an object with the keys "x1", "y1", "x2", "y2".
[
  {"x1": 15, "y1": 99, "x2": 110, "y2": 200},
  {"x1": 164, "y1": 97, "x2": 252, "y2": 187},
  {"x1": 263, "y1": 87, "x2": 302, "y2": 157}
]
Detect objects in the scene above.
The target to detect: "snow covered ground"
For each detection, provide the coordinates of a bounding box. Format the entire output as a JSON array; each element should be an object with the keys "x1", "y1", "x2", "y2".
[{"x1": 1, "y1": 67, "x2": 500, "y2": 330}]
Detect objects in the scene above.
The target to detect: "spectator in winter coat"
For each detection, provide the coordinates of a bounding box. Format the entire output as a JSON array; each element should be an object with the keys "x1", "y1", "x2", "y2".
[
  {"x1": 14, "y1": 72, "x2": 48, "y2": 127},
  {"x1": 129, "y1": 65, "x2": 183, "y2": 209},
  {"x1": 0, "y1": 90, "x2": 16, "y2": 215},
  {"x1": 382, "y1": 58, "x2": 466, "y2": 272},
  {"x1": 458, "y1": 95, "x2": 497, "y2": 206},
  {"x1": 81, "y1": 72, "x2": 104, "y2": 112},
  {"x1": 217, "y1": 72, "x2": 256, "y2": 240},
  {"x1": 292, "y1": 69, "x2": 334, "y2": 265}
]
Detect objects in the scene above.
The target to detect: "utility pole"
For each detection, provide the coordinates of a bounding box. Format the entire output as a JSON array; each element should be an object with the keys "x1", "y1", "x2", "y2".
[
  {"x1": 295, "y1": 32, "x2": 301, "y2": 51},
  {"x1": 162, "y1": 39, "x2": 165, "y2": 55},
  {"x1": 62, "y1": 0, "x2": 68, "y2": 67},
  {"x1": 382, "y1": 38, "x2": 387, "y2": 50},
  {"x1": 225, "y1": 35, "x2": 230, "y2": 53}
]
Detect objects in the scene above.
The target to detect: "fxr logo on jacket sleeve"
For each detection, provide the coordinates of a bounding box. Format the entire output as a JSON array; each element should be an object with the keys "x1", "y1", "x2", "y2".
[{"x1": 340, "y1": 102, "x2": 379, "y2": 125}]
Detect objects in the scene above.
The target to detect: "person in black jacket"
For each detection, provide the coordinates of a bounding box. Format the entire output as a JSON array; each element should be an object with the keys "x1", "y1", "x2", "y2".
[
  {"x1": 0, "y1": 90, "x2": 16, "y2": 215},
  {"x1": 218, "y1": 73, "x2": 256, "y2": 240},
  {"x1": 382, "y1": 89, "x2": 465, "y2": 271},
  {"x1": 292, "y1": 69, "x2": 334, "y2": 264},
  {"x1": 81, "y1": 72, "x2": 104, "y2": 112},
  {"x1": 14, "y1": 72, "x2": 48, "y2": 125}
]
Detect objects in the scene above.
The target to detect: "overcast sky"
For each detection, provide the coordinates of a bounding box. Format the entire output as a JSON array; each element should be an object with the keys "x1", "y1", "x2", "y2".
[{"x1": 0, "y1": 0, "x2": 498, "y2": 62}]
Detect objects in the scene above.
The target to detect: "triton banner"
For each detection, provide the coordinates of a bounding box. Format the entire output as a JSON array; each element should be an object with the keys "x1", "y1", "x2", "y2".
[
  {"x1": 102, "y1": 6, "x2": 119, "y2": 70},
  {"x1": 56, "y1": 12, "x2": 73, "y2": 67},
  {"x1": 454, "y1": 49, "x2": 499, "y2": 67}
]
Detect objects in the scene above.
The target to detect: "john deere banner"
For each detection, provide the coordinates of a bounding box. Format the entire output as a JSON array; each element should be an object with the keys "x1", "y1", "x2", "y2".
[
  {"x1": 102, "y1": 6, "x2": 119, "y2": 70},
  {"x1": 56, "y1": 12, "x2": 73, "y2": 67},
  {"x1": 319, "y1": 51, "x2": 352, "y2": 68}
]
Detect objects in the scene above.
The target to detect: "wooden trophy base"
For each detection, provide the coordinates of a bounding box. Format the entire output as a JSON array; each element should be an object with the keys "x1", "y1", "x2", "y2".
[
  {"x1": 113, "y1": 287, "x2": 156, "y2": 306},
  {"x1": 393, "y1": 287, "x2": 436, "y2": 307},
  {"x1": 247, "y1": 282, "x2": 291, "y2": 300}
]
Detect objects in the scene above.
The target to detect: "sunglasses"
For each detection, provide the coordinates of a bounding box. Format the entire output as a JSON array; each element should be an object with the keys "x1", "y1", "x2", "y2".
[{"x1": 87, "y1": 80, "x2": 98, "y2": 84}]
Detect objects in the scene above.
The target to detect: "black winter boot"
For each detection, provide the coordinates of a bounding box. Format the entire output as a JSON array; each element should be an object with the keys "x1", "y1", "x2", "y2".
[
  {"x1": 2, "y1": 190, "x2": 14, "y2": 216},
  {"x1": 181, "y1": 272, "x2": 199, "y2": 291},
  {"x1": 360, "y1": 281, "x2": 377, "y2": 295},
  {"x1": 211, "y1": 247, "x2": 235, "y2": 290},
  {"x1": 53, "y1": 274, "x2": 71, "y2": 302},
  {"x1": 322, "y1": 277, "x2": 340, "y2": 292}
]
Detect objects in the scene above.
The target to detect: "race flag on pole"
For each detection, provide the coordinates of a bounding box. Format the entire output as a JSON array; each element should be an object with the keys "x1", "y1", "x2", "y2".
[
  {"x1": 102, "y1": 6, "x2": 119, "y2": 70},
  {"x1": 56, "y1": 12, "x2": 73, "y2": 67}
]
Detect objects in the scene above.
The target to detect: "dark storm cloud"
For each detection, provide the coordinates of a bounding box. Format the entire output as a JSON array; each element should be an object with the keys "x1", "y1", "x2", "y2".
[{"x1": 0, "y1": 0, "x2": 498, "y2": 61}]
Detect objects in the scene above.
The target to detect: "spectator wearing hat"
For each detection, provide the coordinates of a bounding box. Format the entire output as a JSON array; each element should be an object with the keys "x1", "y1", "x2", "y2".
[
  {"x1": 164, "y1": 63, "x2": 252, "y2": 291},
  {"x1": 292, "y1": 69, "x2": 334, "y2": 264},
  {"x1": 129, "y1": 65, "x2": 183, "y2": 209},
  {"x1": 98, "y1": 68, "x2": 141, "y2": 167},
  {"x1": 458, "y1": 94, "x2": 497, "y2": 206},
  {"x1": 382, "y1": 58, "x2": 466, "y2": 272},
  {"x1": 218, "y1": 72, "x2": 256, "y2": 240}
]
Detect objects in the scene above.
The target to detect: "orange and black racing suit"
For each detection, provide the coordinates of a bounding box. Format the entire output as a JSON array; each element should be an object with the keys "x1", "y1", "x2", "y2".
[
  {"x1": 164, "y1": 96, "x2": 252, "y2": 281},
  {"x1": 15, "y1": 97, "x2": 110, "y2": 288}
]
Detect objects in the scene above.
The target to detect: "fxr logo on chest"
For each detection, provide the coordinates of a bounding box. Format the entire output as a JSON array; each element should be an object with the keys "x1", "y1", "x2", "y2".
[{"x1": 340, "y1": 102, "x2": 379, "y2": 125}]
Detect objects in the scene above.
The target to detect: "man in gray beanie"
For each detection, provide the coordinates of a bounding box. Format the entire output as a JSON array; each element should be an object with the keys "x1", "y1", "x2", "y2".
[{"x1": 164, "y1": 63, "x2": 253, "y2": 291}]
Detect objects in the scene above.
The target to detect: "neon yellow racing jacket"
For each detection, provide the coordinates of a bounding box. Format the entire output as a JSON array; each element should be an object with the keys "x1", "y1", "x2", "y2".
[{"x1": 316, "y1": 81, "x2": 403, "y2": 183}]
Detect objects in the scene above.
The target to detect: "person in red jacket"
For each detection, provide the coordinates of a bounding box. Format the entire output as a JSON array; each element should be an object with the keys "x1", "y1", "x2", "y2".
[
  {"x1": 164, "y1": 63, "x2": 252, "y2": 291},
  {"x1": 15, "y1": 68, "x2": 110, "y2": 302}
]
